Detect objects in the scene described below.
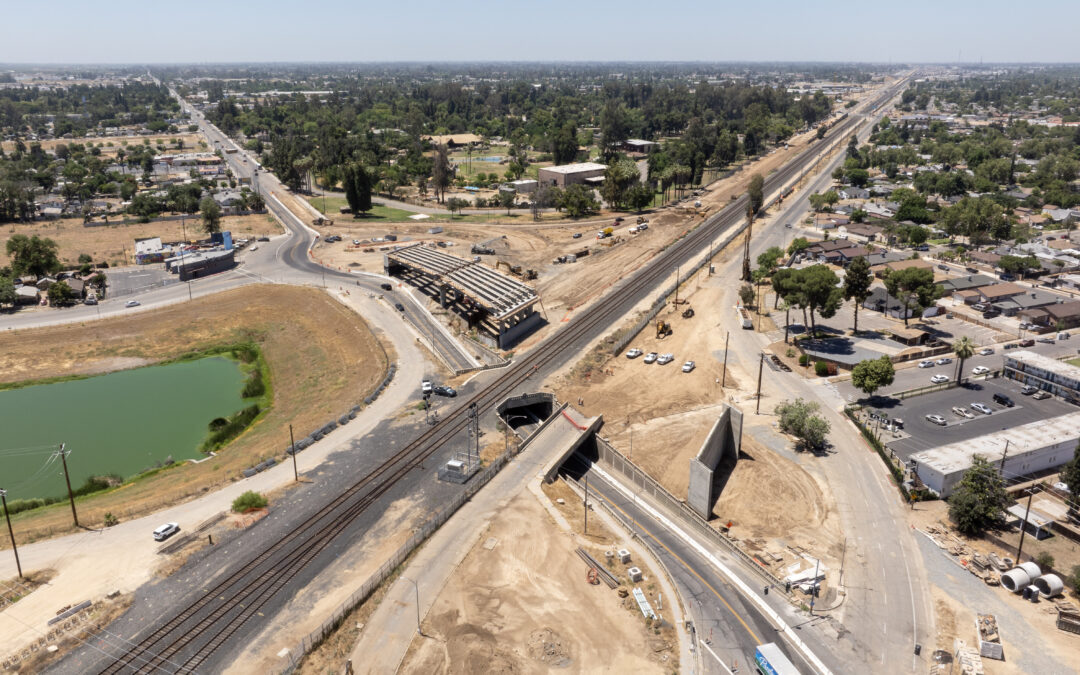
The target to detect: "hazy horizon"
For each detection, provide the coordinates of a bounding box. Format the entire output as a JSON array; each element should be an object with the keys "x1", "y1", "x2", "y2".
[{"x1": 4, "y1": 0, "x2": 1078, "y2": 65}]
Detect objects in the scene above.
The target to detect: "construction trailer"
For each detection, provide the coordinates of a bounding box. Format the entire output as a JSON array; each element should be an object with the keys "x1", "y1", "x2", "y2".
[{"x1": 385, "y1": 243, "x2": 541, "y2": 349}]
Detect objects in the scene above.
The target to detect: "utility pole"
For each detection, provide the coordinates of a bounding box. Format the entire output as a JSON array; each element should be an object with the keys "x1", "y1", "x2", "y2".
[
  {"x1": 0, "y1": 486, "x2": 22, "y2": 574},
  {"x1": 1016, "y1": 490, "x2": 1034, "y2": 562},
  {"x1": 289, "y1": 424, "x2": 298, "y2": 482},
  {"x1": 755, "y1": 353, "x2": 765, "y2": 415},
  {"x1": 999, "y1": 439, "x2": 1010, "y2": 473},
  {"x1": 741, "y1": 204, "x2": 754, "y2": 282},
  {"x1": 673, "y1": 267, "x2": 680, "y2": 306},
  {"x1": 721, "y1": 332, "x2": 730, "y2": 388},
  {"x1": 55, "y1": 444, "x2": 78, "y2": 527}
]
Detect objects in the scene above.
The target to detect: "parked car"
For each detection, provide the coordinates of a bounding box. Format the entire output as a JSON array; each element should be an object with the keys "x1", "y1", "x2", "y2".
[
  {"x1": 925, "y1": 414, "x2": 947, "y2": 426},
  {"x1": 125, "y1": 300, "x2": 140, "y2": 308},
  {"x1": 1037, "y1": 337, "x2": 1055, "y2": 344},
  {"x1": 1021, "y1": 385, "x2": 1039, "y2": 395},
  {"x1": 992, "y1": 393, "x2": 1015, "y2": 407},
  {"x1": 572, "y1": 232, "x2": 582, "y2": 239},
  {"x1": 930, "y1": 374, "x2": 949, "y2": 384},
  {"x1": 1059, "y1": 332, "x2": 1071, "y2": 340},
  {"x1": 84, "y1": 296, "x2": 98, "y2": 305},
  {"x1": 952, "y1": 406, "x2": 974, "y2": 419},
  {"x1": 153, "y1": 523, "x2": 180, "y2": 541},
  {"x1": 433, "y1": 385, "x2": 457, "y2": 397},
  {"x1": 626, "y1": 348, "x2": 643, "y2": 359},
  {"x1": 643, "y1": 352, "x2": 659, "y2": 364},
  {"x1": 1032, "y1": 391, "x2": 1051, "y2": 400},
  {"x1": 938, "y1": 264, "x2": 949, "y2": 271},
  {"x1": 935, "y1": 357, "x2": 952, "y2": 366},
  {"x1": 1019, "y1": 339, "x2": 1035, "y2": 347},
  {"x1": 249, "y1": 244, "x2": 259, "y2": 252},
  {"x1": 394, "y1": 302, "x2": 405, "y2": 311},
  {"x1": 971, "y1": 366, "x2": 990, "y2": 375},
  {"x1": 656, "y1": 353, "x2": 675, "y2": 365},
  {"x1": 978, "y1": 348, "x2": 994, "y2": 356},
  {"x1": 380, "y1": 283, "x2": 393, "y2": 291},
  {"x1": 971, "y1": 402, "x2": 993, "y2": 415},
  {"x1": 681, "y1": 361, "x2": 696, "y2": 373},
  {"x1": 421, "y1": 379, "x2": 432, "y2": 394},
  {"x1": 258, "y1": 236, "x2": 270, "y2": 242},
  {"x1": 352, "y1": 239, "x2": 361, "y2": 246},
  {"x1": 918, "y1": 360, "x2": 935, "y2": 368},
  {"x1": 1004, "y1": 342, "x2": 1019, "y2": 350}
]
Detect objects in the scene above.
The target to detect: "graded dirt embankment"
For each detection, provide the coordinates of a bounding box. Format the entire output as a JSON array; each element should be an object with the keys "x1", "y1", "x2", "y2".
[
  {"x1": 0, "y1": 213, "x2": 281, "y2": 268},
  {"x1": 0, "y1": 284, "x2": 387, "y2": 543}
]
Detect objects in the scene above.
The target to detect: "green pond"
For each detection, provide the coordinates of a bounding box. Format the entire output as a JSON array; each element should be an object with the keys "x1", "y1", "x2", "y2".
[{"x1": 0, "y1": 357, "x2": 249, "y2": 501}]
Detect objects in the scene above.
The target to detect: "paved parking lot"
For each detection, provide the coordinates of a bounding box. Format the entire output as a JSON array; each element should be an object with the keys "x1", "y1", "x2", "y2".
[
  {"x1": 862, "y1": 377, "x2": 1078, "y2": 463},
  {"x1": 106, "y1": 265, "x2": 177, "y2": 297}
]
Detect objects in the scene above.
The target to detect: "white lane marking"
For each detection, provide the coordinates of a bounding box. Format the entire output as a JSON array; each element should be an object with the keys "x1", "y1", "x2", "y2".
[
  {"x1": 700, "y1": 641, "x2": 735, "y2": 674},
  {"x1": 593, "y1": 465, "x2": 833, "y2": 675}
]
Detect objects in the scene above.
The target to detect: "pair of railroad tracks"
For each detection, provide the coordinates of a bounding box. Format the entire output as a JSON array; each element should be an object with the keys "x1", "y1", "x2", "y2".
[{"x1": 93, "y1": 80, "x2": 904, "y2": 674}]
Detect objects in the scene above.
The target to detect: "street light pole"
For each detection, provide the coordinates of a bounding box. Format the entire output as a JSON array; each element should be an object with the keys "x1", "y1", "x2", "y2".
[
  {"x1": 721, "y1": 332, "x2": 730, "y2": 388},
  {"x1": 289, "y1": 424, "x2": 298, "y2": 482},
  {"x1": 755, "y1": 353, "x2": 765, "y2": 415},
  {"x1": 0, "y1": 489, "x2": 23, "y2": 578},
  {"x1": 403, "y1": 576, "x2": 422, "y2": 636}
]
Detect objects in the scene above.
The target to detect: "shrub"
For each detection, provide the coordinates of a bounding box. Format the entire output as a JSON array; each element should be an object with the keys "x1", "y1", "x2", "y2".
[
  {"x1": 208, "y1": 417, "x2": 229, "y2": 431},
  {"x1": 203, "y1": 404, "x2": 261, "y2": 451},
  {"x1": 799, "y1": 354, "x2": 810, "y2": 367},
  {"x1": 1035, "y1": 551, "x2": 1055, "y2": 570},
  {"x1": 1069, "y1": 565, "x2": 1080, "y2": 592},
  {"x1": 242, "y1": 370, "x2": 265, "y2": 398},
  {"x1": 786, "y1": 348, "x2": 796, "y2": 358},
  {"x1": 232, "y1": 343, "x2": 258, "y2": 363},
  {"x1": 232, "y1": 490, "x2": 268, "y2": 513},
  {"x1": 814, "y1": 361, "x2": 829, "y2": 377},
  {"x1": 104, "y1": 512, "x2": 119, "y2": 527}
]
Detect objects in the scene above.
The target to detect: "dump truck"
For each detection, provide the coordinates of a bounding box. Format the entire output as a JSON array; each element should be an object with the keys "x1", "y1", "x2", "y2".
[
  {"x1": 656, "y1": 320, "x2": 672, "y2": 338},
  {"x1": 597, "y1": 227, "x2": 613, "y2": 239},
  {"x1": 737, "y1": 305, "x2": 753, "y2": 329}
]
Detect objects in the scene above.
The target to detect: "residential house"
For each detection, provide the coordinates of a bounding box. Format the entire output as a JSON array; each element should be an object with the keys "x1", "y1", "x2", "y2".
[
  {"x1": 993, "y1": 289, "x2": 1065, "y2": 317},
  {"x1": 865, "y1": 249, "x2": 911, "y2": 271},
  {"x1": 972, "y1": 282, "x2": 1027, "y2": 305},
  {"x1": 863, "y1": 287, "x2": 915, "y2": 319},
  {"x1": 814, "y1": 213, "x2": 850, "y2": 229},
  {"x1": 829, "y1": 246, "x2": 872, "y2": 266},
  {"x1": 13, "y1": 285, "x2": 40, "y2": 305},
  {"x1": 34, "y1": 276, "x2": 57, "y2": 291},
  {"x1": 837, "y1": 223, "x2": 885, "y2": 244},
  {"x1": 839, "y1": 187, "x2": 870, "y2": 200},
  {"x1": 966, "y1": 250, "x2": 1001, "y2": 268},
  {"x1": 61, "y1": 277, "x2": 86, "y2": 299},
  {"x1": 863, "y1": 202, "x2": 896, "y2": 219},
  {"x1": 804, "y1": 239, "x2": 857, "y2": 260},
  {"x1": 874, "y1": 258, "x2": 933, "y2": 278},
  {"x1": 1019, "y1": 300, "x2": 1080, "y2": 330}
]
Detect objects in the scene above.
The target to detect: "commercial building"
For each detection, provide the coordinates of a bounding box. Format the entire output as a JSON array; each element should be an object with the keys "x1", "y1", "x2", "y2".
[
  {"x1": 910, "y1": 411, "x2": 1080, "y2": 497},
  {"x1": 537, "y1": 162, "x2": 607, "y2": 188},
  {"x1": 164, "y1": 248, "x2": 236, "y2": 281},
  {"x1": 1002, "y1": 350, "x2": 1080, "y2": 403}
]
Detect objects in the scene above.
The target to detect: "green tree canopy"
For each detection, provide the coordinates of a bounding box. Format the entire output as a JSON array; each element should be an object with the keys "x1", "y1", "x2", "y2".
[
  {"x1": 199, "y1": 196, "x2": 222, "y2": 234},
  {"x1": 842, "y1": 255, "x2": 873, "y2": 333},
  {"x1": 883, "y1": 266, "x2": 941, "y2": 326},
  {"x1": 748, "y1": 173, "x2": 764, "y2": 213},
  {"x1": 6, "y1": 234, "x2": 61, "y2": 277},
  {"x1": 851, "y1": 356, "x2": 895, "y2": 398},
  {"x1": 948, "y1": 455, "x2": 1009, "y2": 535},
  {"x1": 775, "y1": 398, "x2": 831, "y2": 452}
]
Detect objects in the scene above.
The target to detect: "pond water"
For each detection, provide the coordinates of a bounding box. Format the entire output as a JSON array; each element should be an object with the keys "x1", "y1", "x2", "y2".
[{"x1": 0, "y1": 357, "x2": 249, "y2": 501}]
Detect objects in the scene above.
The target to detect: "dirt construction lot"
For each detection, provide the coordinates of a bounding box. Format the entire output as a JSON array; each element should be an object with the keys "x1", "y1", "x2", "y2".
[
  {"x1": 1, "y1": 214, "x2": 282, "y2": 268},
  {"x1": 398, "y1": 489, "x2": 671, "y2": 675},
  {"x1": 0, "y1": 284, "x2": 387, "y2": 544}
]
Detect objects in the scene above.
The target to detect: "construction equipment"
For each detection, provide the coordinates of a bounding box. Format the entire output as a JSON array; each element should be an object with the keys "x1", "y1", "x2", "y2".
[
  {"x1": 682, "y1": 307, "x2": 695, "y2": 319},
  {"x1": 586, "y1": 567, "x2": 600, "y2": 585},
  {"x1": 596, "y1": 227, "x2": 613, "y2": 239},
  {"x1": 312, "y1": 216, "x2": 334, "y2": 227},
  {"x1": 471, "y1": 244, "x2": 495, "y2": 255},
  {"x1": 656, "y1": 320, "x2": 672, "y2": 339}
]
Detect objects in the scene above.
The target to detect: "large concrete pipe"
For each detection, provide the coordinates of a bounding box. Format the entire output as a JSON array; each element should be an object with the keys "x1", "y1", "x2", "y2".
[
  {"x1": 1017, "y1": 561, "x2": 1041, "y2": 578},
  {"x1": 1000, "y1": 567, "x2": 1032, "y2": 592},
  {"x1": 1034, "y1": 574, "x2": 1064, "y2": 598}
]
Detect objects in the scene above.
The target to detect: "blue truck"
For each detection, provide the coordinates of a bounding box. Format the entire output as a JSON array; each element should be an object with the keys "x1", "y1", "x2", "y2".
[{"x1": 754, "y1": 642, "x2": 800, "y2": 675}]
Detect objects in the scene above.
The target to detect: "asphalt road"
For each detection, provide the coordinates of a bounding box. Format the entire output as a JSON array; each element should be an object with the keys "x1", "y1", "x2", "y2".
[
  {"x1": 709, "y1": 73, "x2": 934, "y2": 673},
  {"x1": 571, "y1": 462, "x2": 822, "y2": 675}
]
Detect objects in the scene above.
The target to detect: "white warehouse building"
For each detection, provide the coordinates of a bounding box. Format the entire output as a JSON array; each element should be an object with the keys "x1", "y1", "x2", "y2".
[{"x1": 910, "y1": 410, "x2": 1080, "y2": 497}]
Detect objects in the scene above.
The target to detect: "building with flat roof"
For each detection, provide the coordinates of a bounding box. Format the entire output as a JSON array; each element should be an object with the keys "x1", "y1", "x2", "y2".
[
  {"x1": 910, "y1": 411, "x2": 1080, "y2": 497},
  {"x1": 1002, "y1": 350, "x2": 1080, "y2": 403},
  {"x1": 537, "y1": 162, "x2": 607, "y2": 188}
]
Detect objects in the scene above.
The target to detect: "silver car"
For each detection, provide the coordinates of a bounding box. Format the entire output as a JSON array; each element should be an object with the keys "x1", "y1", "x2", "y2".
[
  {"x1": 626, "y1": 348, "x2": 643, "y2": 359},
  {"x1": 925, "y1": 414, "x2": 947, "y2": 426},
  {"x1": 656, "y1": 353, "x2": 675, "y2": 365},
  {"x1": 970, "y1": 402, "x2": 993, "y2": 415},
  {"x1": 643, "y1": 352, "x2": 659, "y2": 364}
]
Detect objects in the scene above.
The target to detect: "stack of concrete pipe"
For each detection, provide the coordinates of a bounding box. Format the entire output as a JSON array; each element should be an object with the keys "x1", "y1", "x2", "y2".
[{"x1": 998, "y1": 562, "x2": 1064, "y2": 598}]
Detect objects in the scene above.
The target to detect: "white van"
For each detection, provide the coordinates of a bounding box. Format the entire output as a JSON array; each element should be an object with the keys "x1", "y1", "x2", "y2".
[{"x1": 153, "y1": 522, "x2": 179, "y2": 541}]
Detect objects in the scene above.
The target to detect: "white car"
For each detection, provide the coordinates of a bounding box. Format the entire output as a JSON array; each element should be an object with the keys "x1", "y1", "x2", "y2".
[
  {"x1": 656, "y1": 353, "x2": 675, "y2": 365},
  {"x1": 682, "y1": 361, "x2": 696, "y2": 373},
  {"x1": 971, "y1": 366, "x2": 990, "y2": 375},
  {"x1": 930, "y1": 374, "x2": 949, "y2": 384},
  {"x1": 970, "y1": 402, "x2": 993, "y2": 415},
  {"x1": 249, "y1": 244, "x2": 259, "y2": 252},
  {"x1": 626, "y1": 348, "x2": 643, "y2": 359},
  {"x1": 421, "y1": 379, "x2": 432, "y2": 394},
  {"x1": 918, "y1": 360, "x2": 934, "y2": 368},
  {"x1": 952, "y1": 406, "x2": 974, "y2": 419},
  {"x1": 643, "y1": 352, "x2": 659, "y2": 364},
  {"x1": 935, "y1": 357, "x2": 952, "y2": 366},
  {"x1": 925, "y1": 414, "x2": 947, "y2": 426},
  {"x1": 153, "y1": 522, "x2": 180, "y2": 541},
  {"x1": 125, "y1": 300, "x2": 140, "y2": 308},
  {"x1": 978, "y1": 348, "x2": 994, "y2": 356}
]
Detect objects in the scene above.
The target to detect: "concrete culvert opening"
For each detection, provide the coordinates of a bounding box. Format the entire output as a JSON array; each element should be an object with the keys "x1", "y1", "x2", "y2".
[
  {"x1": 1000, "y1": 568, "x2": 1031, "y2": 593},
  {"x1": 1034, "y1": 574, "x2": 1064, "y2": 598}
]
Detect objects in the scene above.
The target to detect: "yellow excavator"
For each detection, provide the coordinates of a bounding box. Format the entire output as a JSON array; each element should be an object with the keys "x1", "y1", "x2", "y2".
[{"x1": 656, "y1": 320, "x2": 672, "y2": 338}]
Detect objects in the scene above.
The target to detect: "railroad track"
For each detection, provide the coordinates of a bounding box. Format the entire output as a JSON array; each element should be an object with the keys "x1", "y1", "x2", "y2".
[{"x1": 93, "y1": 80, "x2": 905, "y2": 674}]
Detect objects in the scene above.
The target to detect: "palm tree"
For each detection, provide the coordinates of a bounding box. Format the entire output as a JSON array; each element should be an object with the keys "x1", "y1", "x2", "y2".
[{"x1": 952, "y1": 336, "x2": 976, "y2": 382}]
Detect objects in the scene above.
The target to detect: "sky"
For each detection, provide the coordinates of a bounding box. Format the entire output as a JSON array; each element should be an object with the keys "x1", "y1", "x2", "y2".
[{"x1": 2, "y1": 0, "x2": 1078, "y2": 64}]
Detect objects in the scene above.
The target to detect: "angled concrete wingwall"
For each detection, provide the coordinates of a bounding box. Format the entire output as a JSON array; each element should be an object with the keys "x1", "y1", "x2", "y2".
[{"x1": 688, "y1": 405, "x2": 743, "y2": 519}]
